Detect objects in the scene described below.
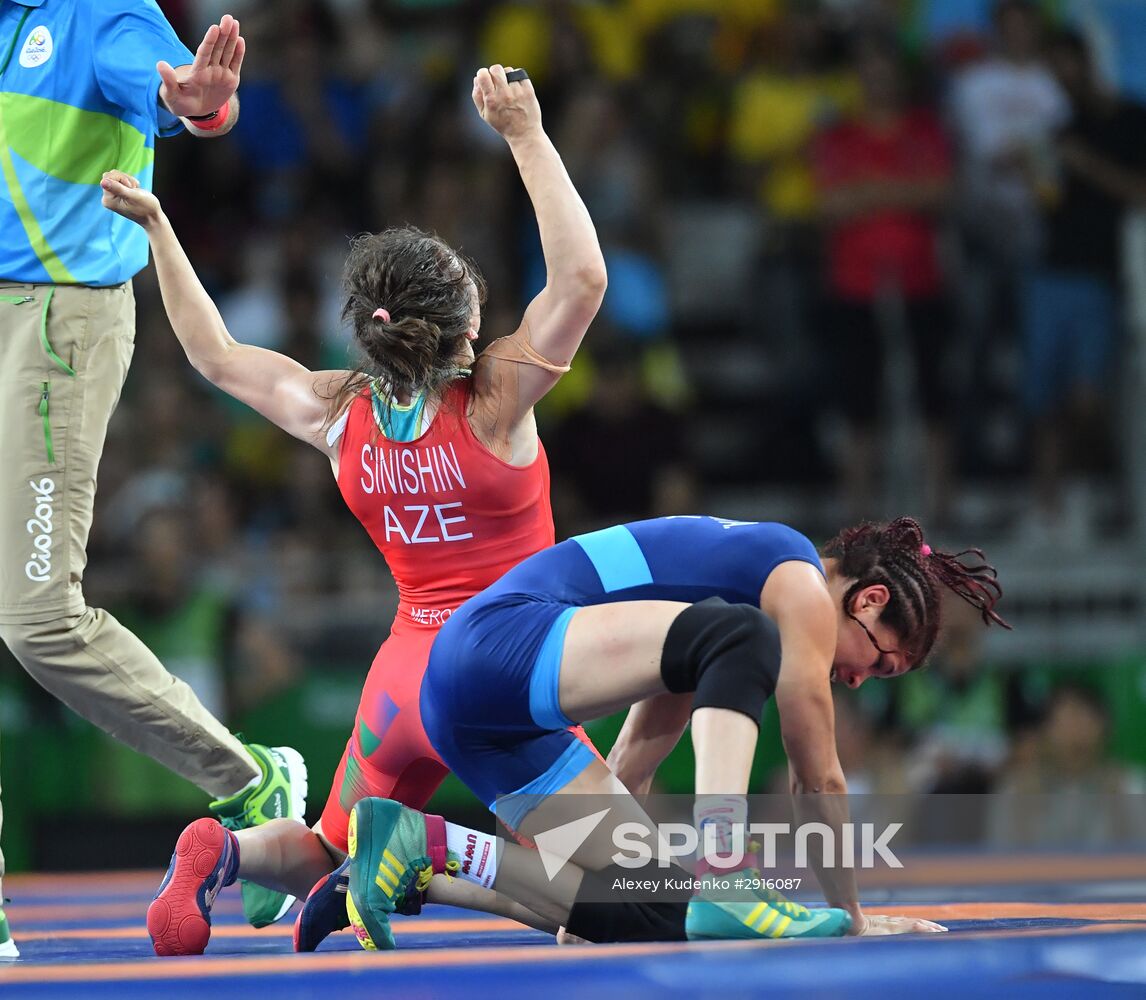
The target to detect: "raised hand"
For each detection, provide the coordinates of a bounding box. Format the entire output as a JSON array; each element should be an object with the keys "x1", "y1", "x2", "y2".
[
  {"x1": 158, "y1": 13, "x2": 245, "y2": 119},
  {"x1": 471, "y1": 65, "x2": 541, "y2": 144},
  {"x1": 100, "y1": 171, "x2": 162, "y2": 229}
]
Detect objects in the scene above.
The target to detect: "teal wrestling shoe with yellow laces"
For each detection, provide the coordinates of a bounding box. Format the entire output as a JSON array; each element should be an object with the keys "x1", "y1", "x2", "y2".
[
  {"x1": 685, "y1": 871, "x2": 852, "y2": 941},
  {"x1": 345, "y1": 798, "x2": 458, "y2": 951}
]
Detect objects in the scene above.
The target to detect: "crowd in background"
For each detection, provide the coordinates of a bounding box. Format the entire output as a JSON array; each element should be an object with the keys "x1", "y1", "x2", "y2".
[{"x1": 5, "y1": 0, "x2": 1146, "y2": 848}]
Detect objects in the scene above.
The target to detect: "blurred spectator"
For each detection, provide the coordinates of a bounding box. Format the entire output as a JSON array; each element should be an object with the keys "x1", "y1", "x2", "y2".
[
  {"x1": 479, "y1": 1, "x2": 601, "y2": 117},
  {"x1": 112, "y1": 509, "x2": 233, "y2": 721},
  {"x1": 557, "y1": 82, "x2": 659, "y2": 240},
  {"x1": 946, "y1": 1, "x2": 1067, "y2": 482},
  {"x1": 812, "y1": 33, "x2": 955, "y2": 522},
  {"x1": 908, "y1": 0, "x2": 1056, "y2": 57},
  {"x1": 229, "y1": 1, "x2": 369, "y2": 222},
  {"x1": 891, "y1": 598, "x2": 1008, "y2": 793},
  {"x1": 987, "y1": 683, "x2": 1146, "y2": 846},
  {"x1": 727, "y1": 10, "x2": 859, "y2": 383},
  {"x1": 546, "y1": 338, "x2": 698, "y2": 536},
  {"x1": 948, "y1": 0, "x2": 1067, "y2": 263},
  {"x1": 729, "y1": 9, "x2": 857, "y2": 225},
  {"x1": 94, "y1": 506, "x2": 299, "y2": 812},
  {"x1": 1020, "y1": 28, "x2": 1146, "y2": 543},
  {"x1": 833, "y1": 690, "x2": 911, "y2": 795},
  {"x1": 417, "y1": 157, "x2": 515, "y2": 302},
  {"x1": 547, "y1": 82, "x2": 670, "y2": 343}
]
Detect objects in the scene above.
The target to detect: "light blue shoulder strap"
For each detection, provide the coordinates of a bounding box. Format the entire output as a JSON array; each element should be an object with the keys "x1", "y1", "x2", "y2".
[{"x1": 370, "y1": 381, "x2": 427, "y2": 442}]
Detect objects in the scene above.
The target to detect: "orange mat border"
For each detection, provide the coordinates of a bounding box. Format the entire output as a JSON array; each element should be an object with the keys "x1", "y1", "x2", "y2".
[{"x1": 5, "y1": 924, "x2": 1146, "y2": 985}]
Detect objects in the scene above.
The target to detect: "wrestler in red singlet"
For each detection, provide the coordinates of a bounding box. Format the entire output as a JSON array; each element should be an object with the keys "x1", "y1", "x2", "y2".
[
  {"x1": 319, "y1": 375, "x2": 593, "y2": 851},
  {"x1": 126, "y1": 62, "x2": 609, "y2": 953}
]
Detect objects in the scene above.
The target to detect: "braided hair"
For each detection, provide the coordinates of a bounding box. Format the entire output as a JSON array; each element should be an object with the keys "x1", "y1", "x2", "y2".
[{"x1": 820, "y1": 516, "x2": 1010, "y2": 667}]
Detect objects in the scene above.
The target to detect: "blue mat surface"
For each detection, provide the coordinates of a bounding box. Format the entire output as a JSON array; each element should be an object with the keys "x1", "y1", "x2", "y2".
[{"x1": 2, "y1": 859, "x2": 1145, "y2": 998}]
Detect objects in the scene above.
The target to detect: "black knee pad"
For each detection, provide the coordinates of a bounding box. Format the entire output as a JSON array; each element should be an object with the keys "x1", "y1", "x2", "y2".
[{"x1": 659, "y1": 597, "x2": 781, "y2": 726}]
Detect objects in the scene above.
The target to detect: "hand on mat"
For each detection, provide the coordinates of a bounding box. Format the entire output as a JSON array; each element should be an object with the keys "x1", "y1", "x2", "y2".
[
  {"x1": 555, "y1": 926, "x2": 589, "y2": 945},
  {"x1": 100, "y1": 171, "x2": 162, "y2": 229},
  {"x1": 857, "y1": 914, "x2": 948, "y2": 935}
]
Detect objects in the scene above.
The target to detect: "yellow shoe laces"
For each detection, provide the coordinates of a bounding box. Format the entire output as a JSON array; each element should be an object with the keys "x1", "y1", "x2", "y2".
[{"x1": 413, "y1": 856, "x2": 460, "y2": 895}]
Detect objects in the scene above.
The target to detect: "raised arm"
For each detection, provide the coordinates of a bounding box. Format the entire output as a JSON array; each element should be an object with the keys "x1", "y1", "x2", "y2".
[
  {"x1": 471, "y1": 65, "x2": 607, "y2": 430},
  {"x1": 100, "y1": 171, "x2": 344, "y2": 455}
]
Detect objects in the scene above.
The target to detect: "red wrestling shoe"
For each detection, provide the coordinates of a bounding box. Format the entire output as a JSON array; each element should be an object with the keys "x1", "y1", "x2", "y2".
[{"x1": 147, "y1": 817, "x2": 239, "y2": 956}]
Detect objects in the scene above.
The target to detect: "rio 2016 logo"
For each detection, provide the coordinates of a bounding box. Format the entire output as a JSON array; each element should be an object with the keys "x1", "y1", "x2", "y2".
[
  {"x1": 24, "y1": 477, "x2": 56, "y2": 583},
  {"x1": 20, "y1": 25, "x2": 53, "y2": 68}
]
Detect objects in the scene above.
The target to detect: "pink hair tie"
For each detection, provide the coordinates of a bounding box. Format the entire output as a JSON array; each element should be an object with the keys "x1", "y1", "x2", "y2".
[
  {"x1": 372, "y1": 308, "x2": 391, "y2": 323},
  {"x1": 920, "y1": 544, "x2": 932, "y2": 558}
]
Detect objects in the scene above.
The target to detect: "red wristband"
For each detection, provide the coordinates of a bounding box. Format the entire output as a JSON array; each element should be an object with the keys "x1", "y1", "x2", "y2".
[{"x1": 185, "y1": 100, "x2": 230, "y2": 132}]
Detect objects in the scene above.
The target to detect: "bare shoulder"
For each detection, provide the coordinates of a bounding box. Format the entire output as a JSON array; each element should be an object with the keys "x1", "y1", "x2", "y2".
[
  {"x1": 467, "y1": 329, "x2": 547, "y2": 457},
  {"x1": 465, "y1": 367, "x2": 541, "y2": 464},
  {"x1": 760, "y1": 560, "x2": 834, "y2": 630},
  {"x1": 311, "y1": 369, "x2": 357, "y2": 396},
  {"x1": 471, "y1": 323, "x2": 561, "y2": 393},
  {"x1": 301, "y1": 369, "x2": 359, "y2": 452},
  {"x1": 470, "y1": 317, "x2": 568, "y2": 429},
  {"x1": 763, "y1": 561, "x2": 837, "y2": 689},
  {"x1": 307, "y1": 370, "x2": 362, "y2": 423}
]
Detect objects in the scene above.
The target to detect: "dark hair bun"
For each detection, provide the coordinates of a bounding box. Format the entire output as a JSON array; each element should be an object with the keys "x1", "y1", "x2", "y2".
[{"x1": 341, "y1": 226, "x2": 487, "y2": 395}]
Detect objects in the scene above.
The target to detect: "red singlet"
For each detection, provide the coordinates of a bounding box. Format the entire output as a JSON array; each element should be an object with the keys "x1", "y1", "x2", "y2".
[
  {"x1": 319, "y1": 378, "x2": 595, "y2": 849},
  {"x1": 338, "y1": 379, "x2": 555, "y2": 632}
]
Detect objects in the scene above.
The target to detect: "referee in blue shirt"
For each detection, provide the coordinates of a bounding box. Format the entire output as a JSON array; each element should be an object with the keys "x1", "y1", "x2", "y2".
[{"x1": 0, "y1": 3, "x2": 306, "y2": 957}]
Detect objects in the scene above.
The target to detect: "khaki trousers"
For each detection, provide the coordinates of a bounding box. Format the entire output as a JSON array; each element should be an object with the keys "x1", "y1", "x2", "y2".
[{"x1": 0, "y1": 281, "x2": 257, "y2": 885}]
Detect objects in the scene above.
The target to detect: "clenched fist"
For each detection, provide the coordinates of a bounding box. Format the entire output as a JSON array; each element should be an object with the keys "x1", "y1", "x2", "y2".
[
  {"x1": 100, "y1": 171, "x2": 163, "y2": 229},
  {"x1": 472, "y1": 64, "x2": 541, "y2": 144}
]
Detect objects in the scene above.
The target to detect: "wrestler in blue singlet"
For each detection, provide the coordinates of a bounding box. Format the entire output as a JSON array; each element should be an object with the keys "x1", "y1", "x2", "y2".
[{"x1": 420, "y1": 516, "x2": 823, "y2": 824}]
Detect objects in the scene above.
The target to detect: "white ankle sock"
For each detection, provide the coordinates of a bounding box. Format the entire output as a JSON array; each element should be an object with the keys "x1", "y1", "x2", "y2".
[
  {"x1": 444, "y1": 822, "x2": 499, "y2": 890},
  {"x1": 694, "y1": 794, "x2": 748, "y2": 870}
]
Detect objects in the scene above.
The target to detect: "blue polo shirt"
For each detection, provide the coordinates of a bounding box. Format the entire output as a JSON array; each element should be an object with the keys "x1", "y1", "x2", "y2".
[{"x1": 0, "y1": 0, "x2": 193, "y2": 285}]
